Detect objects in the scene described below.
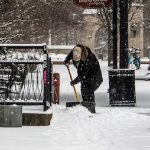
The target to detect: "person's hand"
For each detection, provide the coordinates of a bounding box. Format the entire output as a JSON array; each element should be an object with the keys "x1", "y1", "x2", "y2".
[
  {"x1": 63, "y1": 61, "x2": 70, "y2": 67},
  {"x1": 70, "y1": 80, "x2": 75, "y2": 86}
]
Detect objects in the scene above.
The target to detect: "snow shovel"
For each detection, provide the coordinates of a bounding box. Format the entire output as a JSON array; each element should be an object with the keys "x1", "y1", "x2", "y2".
[{"x1": 65, "y1": 65, "x2": 80, "y2": 107}]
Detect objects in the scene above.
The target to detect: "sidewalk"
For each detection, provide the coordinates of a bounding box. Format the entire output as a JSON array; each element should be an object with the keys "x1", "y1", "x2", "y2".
[
  {"x1": 53, "y1": 60, "x2": 150, "y2": 108},
  {"x1": 135, "y1": 64, "x2": 150, "y2": 80}
]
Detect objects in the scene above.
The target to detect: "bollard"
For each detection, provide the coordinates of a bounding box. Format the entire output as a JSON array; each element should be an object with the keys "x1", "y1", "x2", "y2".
[{"x1": 53, "y1": 73, "x2": 60, "y2": 104}]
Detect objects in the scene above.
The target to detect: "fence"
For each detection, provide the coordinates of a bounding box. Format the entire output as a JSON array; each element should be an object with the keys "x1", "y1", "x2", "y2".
[{"x1": 0, "y1": 44, "x2": 52, "y2": 111}]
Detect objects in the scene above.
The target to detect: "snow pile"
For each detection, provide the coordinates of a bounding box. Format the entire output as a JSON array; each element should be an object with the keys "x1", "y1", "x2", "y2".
[
  {"x1": 51, "y1": 104, "x2": 92, "y2": 118},
  {"x1": 41, "y1": 105, "x2": 150, "y2": 150},
  {"x1": 1, "y1": 103, "x2": 150, "y2": 150}
]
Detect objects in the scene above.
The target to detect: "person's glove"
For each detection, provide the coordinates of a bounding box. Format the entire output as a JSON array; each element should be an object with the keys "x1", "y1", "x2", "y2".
[
  {"x1": 70, "y1": 80, "x2": 76, "y2": 86},
  {"x1": 70, "y1": 76, "x2": 80, "y2": 86},
  {"x1": 63, "y1": 61, "x2": 70, "y2": 67}
]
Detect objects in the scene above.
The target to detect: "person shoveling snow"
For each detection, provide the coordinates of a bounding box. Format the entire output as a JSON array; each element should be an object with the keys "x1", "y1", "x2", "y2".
[{"x1": 64, "y1": 44, "x2": 103, "y2": 113}]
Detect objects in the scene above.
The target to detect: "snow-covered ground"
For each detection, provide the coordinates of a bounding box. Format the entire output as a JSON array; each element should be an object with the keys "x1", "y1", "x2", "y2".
[{"x1": 1, "y1": 60, "x2": 150, "y2": 150}]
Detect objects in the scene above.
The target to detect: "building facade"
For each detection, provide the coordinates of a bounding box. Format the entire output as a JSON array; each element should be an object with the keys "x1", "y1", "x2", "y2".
[{"x1": 78, "y1": 5, "x2": 144, "y2": 58}]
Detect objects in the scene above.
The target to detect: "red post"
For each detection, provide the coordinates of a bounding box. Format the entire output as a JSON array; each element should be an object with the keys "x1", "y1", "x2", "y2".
[{"x1": 53, "y1": 73, "x2": 60, "y2": 104}]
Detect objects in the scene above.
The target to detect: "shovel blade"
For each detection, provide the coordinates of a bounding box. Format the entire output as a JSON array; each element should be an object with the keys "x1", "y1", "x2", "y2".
[{"x1": 66, "y1": 102, "x2": 80, "y2": 107}]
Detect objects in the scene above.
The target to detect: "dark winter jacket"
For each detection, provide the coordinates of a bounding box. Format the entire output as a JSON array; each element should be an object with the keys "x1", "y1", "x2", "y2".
[{"x1": 64, "y1": 47, "x2": 103, "y2": 91}]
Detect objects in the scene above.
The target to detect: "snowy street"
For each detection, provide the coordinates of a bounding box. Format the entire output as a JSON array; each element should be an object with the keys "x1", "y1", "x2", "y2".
[{"x1": 0, "y1": 61, "x2": 150, "y2": 150}]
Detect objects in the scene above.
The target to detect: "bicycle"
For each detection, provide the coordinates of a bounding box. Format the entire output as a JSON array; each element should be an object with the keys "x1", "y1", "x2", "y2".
[{"x1": 128, "y1": 47, "x2": 141, "y2": 70}]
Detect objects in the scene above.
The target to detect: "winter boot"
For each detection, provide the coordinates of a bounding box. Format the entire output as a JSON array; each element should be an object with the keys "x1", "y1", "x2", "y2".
[{"x1": 81, "y1": 101, "x2": 96, "y2": 113}]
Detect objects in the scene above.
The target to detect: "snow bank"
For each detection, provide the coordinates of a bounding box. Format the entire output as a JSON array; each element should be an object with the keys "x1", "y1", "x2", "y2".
[{"x1": 49, "y1": 53, "x2": 67, "y2": 62}]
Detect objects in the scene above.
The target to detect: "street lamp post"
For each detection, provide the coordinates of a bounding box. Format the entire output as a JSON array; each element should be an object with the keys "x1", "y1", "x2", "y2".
[
  {"x1": 119, "y1": 0, "x2": 129, "y2": 69},
  {"x1": 113, "y1": 0, "x2": 118, "y2": 69}
]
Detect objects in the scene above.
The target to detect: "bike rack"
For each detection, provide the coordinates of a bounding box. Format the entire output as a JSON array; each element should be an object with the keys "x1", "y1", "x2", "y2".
[{"x1": 0, "y1": 44, "x2": 52, "y2": 111}]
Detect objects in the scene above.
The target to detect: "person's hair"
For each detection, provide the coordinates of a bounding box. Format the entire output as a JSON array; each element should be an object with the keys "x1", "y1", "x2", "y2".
[
  {"x1": 84, "y1": 46, "x2": 92, "y2": 52},
  {"x1": 75, "y1": 44, "x2": 89, "y2": 60},
  {"x1": 76, "y1": 44, "x2": 86, "y2": 53}
]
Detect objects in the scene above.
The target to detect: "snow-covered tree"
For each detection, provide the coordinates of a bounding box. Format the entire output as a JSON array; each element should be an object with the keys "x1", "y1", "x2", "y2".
[
  {"x1": 96, "y1": 0, "x2": 144, "y2": 66},
  {"x1": 0, "y1": 0, "x2": 83, "y2": 44}
]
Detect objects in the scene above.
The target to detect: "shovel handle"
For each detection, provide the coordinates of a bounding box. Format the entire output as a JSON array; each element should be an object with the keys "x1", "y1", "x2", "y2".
[{"x1": 66, "y1": 65, "x2": 80, "y2": 102}]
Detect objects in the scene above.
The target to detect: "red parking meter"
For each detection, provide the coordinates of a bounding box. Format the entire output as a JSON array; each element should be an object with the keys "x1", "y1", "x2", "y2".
[{"x1": 53, "y1": 73, "x2": 60, "y2": 104}]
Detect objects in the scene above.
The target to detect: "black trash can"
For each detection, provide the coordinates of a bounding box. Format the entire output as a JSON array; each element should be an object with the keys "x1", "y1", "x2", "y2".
[{"x1": 108, "y1": 69, "x2": 136, "y2": 106}]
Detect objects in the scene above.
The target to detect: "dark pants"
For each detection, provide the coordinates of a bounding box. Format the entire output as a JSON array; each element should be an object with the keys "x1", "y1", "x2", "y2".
[{"x1": 81, "y1": 81, "x2": 96, "y2": 113}]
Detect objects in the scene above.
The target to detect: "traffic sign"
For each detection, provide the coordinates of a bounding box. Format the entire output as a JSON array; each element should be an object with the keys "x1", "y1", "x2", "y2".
[{"x1": 73, "y1": 0, "x2": 112, "y2": 8}]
